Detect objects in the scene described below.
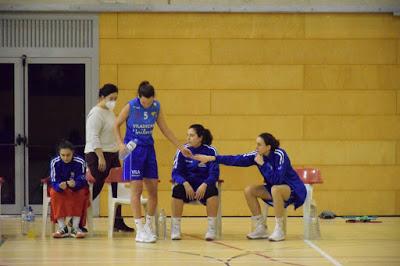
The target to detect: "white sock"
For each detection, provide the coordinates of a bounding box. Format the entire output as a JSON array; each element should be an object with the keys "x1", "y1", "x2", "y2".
[
  {"x1": 145, "y1": 215, "x2": 155, "y2": 227},
  {"x1": 252, "y1": 214, "x2": 264, "y2": 228},
  {"x1": 207, "y1": 217, "x2": 216, "y2": 229},
  {"x1": 72, "y1": 216, "x2": 80, "y2": 229},
  {"x1": 172, "y1": 217, "x2": 181, "y2": 225},
  {"x1": 57, "y1": 218, "x2": 65, "y2": 229},
  {"x1": 275, "y1": 217, "x2": 284, "y2": 228},
  {"x1": 135, "y1": 218, "x2": 143, "y2": 231}
]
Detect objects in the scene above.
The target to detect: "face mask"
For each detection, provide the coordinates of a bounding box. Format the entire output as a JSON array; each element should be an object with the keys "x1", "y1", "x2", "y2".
[{"x1": 105, "y1": 100, "x2": 116, "y2": 111}]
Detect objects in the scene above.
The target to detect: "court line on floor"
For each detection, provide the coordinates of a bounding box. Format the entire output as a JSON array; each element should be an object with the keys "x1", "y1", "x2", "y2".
[
  {"x1": 185, "y1": 233, "x2": 306, "y2": 266},
  {"x1": 304, "y1": 240, "x2": 342, "y2": 266},
  {"x1": 137, "y1": 245, "x2": 230, "y2": 265}
]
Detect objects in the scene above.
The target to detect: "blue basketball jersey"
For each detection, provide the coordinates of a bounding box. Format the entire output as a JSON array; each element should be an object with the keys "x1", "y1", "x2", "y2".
[{"x1": 124, "y1": 97, "x2": 160, "y2": 146}]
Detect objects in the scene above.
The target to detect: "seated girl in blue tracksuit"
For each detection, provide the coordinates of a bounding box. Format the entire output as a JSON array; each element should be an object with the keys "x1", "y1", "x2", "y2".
[
  {"x1": 194, "y1": 132, "x2": 306, "y2": 241},
  {"x1": 171, "y1": 124, "x2": 220, "y2": 241},
  {"x1": 50, "y1": 140, "x2": 89, "y2": 238}
]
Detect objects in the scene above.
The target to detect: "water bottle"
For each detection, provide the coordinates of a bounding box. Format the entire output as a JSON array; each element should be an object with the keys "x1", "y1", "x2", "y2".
[
  {"x1": 158, "y1": 209, "x2": 167, "y2": 240},
  {"x1": 26, "y1": 206, "x2": 37, "y2": 239},
  {"x1": 304, "y1": 203, "x2": 321, "y2": 240},
  {"x1": 119, "y1": 139, "x2": 137, "y2": 160},
  {"x1": 21, "y1": 206, "x2": 28, "y2": 235}
]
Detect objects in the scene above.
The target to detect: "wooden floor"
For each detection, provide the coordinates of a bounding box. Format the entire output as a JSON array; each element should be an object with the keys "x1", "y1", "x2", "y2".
[{"x1": 0, "y1": 216, "x2": 399, "y2": 265}]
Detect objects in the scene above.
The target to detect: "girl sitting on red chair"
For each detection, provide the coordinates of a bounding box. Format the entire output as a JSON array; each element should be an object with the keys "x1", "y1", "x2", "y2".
[
  {"x1": 49, "y1": 140, "x2": 89, "y2": 238},
  {"x1": 194, "y1": 132, "x2": 306, "y2": 241},
  {"x1": 171, "y1": 124, "x2": 220, "y2": 241}
]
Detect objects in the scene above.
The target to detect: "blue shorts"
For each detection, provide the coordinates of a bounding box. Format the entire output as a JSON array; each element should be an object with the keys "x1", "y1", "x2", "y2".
[
  {"x1": 262, "y1": 184, "x2": 296, "y2": 208},
  {"x1": 123, "y1": 145, "x2": 158, "y2": 181}
]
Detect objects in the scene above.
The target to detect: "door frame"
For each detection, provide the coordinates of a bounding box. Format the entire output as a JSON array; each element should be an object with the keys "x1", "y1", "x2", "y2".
[
  {"x1": 0, "y1": 57, "x2": 24, "y2": 214},
  {"x1": 0, "y1": 13, "x2": 99, "y2": 215},
  {"x1": 24, "y1": 57, "x2": 92, "y2": 214}
]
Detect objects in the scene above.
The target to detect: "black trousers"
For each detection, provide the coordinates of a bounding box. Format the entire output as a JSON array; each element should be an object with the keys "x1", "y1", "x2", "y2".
[{"x1": 85, "y1": 152, "x2": 124, "y2": 224}]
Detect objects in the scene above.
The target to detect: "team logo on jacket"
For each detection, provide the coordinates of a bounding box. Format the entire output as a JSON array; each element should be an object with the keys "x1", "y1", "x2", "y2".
[
  {"x1": 70, "y1": 172, "x2": 75, "y2": 178},
  {"x1": 198, "y1": 163, "x2": 206, "y2": 167}
]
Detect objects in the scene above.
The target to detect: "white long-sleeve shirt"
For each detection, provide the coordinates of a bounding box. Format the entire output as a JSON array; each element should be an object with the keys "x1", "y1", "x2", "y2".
[{"x1": 84, "y1": 106, "x2": 118, "y2": 153}]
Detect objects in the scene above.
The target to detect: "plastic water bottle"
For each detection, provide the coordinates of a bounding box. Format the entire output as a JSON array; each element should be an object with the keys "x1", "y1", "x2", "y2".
[
  {"x1": 21, "y1": 206, "x2": 28, "y2": 235},
  {"x1": 26, "y1": 206, "x2": 37, "y2": 238},
  {"x1": 119, "y1": 139, "x2": 137, "y2": 160},
  {"x1": 304, "y1": 203, "x2": 321, "y2": 240},
  {"x1": 158, "y1": 209, "x2": 167, "y2": 240}
]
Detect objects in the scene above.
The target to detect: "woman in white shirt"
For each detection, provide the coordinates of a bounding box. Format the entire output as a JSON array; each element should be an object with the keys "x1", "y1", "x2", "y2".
[{"x1": 84, "y1": 84, "x2": 134, "y2": 232}]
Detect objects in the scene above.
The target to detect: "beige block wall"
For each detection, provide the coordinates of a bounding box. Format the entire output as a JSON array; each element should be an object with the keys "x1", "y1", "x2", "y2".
[{"x1": 99, "y1": 13, "x2": 400, "y2": 217}]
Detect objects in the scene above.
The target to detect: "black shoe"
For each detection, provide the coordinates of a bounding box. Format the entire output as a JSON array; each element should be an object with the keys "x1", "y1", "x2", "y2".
[
  {"x1": 67, "y1": 220, "x2": 88, "y2": 233},
  {"x1": 114, "y1": 222, "x2": 135, "y2": 232},
  {"x1": 53, "y1": 226, "x2": 69, "y2": 238},
  {"x1": 71, "y1": 227, "x2": 86, "y2": 238}
]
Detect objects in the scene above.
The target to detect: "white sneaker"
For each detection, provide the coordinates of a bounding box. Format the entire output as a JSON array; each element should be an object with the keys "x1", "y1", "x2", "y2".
[
  {"x1": 268, "y1": 220, "x2": 285, "y2": 242},
  {"x1": 205, "y1": 217, "x2": 217, "y2": 241},
  {"x1": 135, "y1": 230, "x2": 149, "y2": 243},
  {"x1": 135, "y1": 228, "x2": 156, "y2": 243},
  {"x1": 205, "y1": 227, "x2": 216, "y2": 241},
  {"x1": 144, "y1": 224, "x2": 157, "y2": 242},
  {"x1": 171, "y1": 221, "x2": 181, "y2": 240},
  {"x1": 246, "y1": 224, "x2": 269, "y2": 240}
]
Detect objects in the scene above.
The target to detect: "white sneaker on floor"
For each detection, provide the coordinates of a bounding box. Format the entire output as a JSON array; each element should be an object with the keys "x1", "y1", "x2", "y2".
[
  {"x1": 135, "y1": 229, "x2": 156, "y2": 243},
  {"x1": 268, "y1": 224, "x2": 285, "y2": 242},
  {"x1": 246, "y1": 224, "x2": 269, "y2": 240},
  {"x1": 205, "y1": 228, "x2": 216, "y2": 241},
  {"x1": 135, "y1": 230, "x2": 146, "y2": 243},
  {"x1": 144, "y1": 224, "x2": 157, "y2": 242},
  {"x1": 171, "y1": 221, "x2": 181, "y2": 240}
]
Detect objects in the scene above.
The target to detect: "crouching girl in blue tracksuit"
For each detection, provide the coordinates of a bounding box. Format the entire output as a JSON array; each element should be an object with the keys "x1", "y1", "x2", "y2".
[{"x1": 194, "y1": 132, "x2": 306, "y2": 241}]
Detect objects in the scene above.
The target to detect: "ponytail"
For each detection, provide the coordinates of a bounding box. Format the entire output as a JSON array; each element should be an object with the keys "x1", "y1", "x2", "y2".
[
  {"x1": 258, "y1": 132, "x2": 280, "y2": 151},
  {"x1": 189, "y1": 124, "x2": 213, "y2": 145}
]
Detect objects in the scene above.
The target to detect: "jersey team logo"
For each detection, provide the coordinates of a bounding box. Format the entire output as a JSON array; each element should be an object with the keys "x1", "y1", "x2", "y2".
[{"x1": 131, "y1": 169, "x2": 141, "y2": 177}]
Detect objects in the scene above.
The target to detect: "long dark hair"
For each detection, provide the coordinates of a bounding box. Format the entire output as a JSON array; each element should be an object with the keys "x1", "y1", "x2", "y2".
[
  {"x1": 258, "y1": 132, "x2": 280, "y2": 151},
  {"x1": 138, "y1": 81, "x2": 155, "y2": 98},
  {"x1": 189, "y1": 124, "x2": 213, "y2": 146}
]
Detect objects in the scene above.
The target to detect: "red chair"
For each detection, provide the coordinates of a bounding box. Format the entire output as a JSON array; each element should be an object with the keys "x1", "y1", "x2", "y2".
[
  {"x1": 296, "y1": 168, "x2": 323, "y2": 185},
  {"x1": 295, "y1": 168, "x2": 323, "y2": 239},
  {"x1": 263, "y1": 168, "x2": 323, "y2": 239}
]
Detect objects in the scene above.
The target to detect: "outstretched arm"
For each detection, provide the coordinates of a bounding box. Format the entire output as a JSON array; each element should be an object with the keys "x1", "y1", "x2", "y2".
[
  {"x1": 156, "y1": 108, "x2": 192, "y2": 158},
  {"x1": 194, "y1": 152, "x2": 256, "y2": 167}
]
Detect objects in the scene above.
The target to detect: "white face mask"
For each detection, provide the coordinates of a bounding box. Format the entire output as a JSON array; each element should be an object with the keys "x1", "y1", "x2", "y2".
[{"x1": 105, "y1": 100, "x2": 116, "y2": 111}]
